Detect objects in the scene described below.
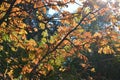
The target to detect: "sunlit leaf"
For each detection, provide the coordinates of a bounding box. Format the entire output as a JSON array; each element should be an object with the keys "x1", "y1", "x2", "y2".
[
  {"x1": 90, "y1": 68, "x2": 95, "y2": 72},
  {"x1": 49, "y1": 36, "x2": 54, "y2": 44},
  {"x1": 29, "y1": 53, "x2": 35, "y2": 60},
  {"x1": 42, "y1": 30, "x2": 48, "y2": 37},
  {"x1": 19, "y1": 29, "x2": 27, "y2": 35},
  {"x1": 98, "y1": 47, "x2": 103, "y2": 54},
  {"x1": 0, "y1": 45, "x2": 3, "y2": 51},
  {"x1": 39, "y1": 23, "x2": 45, "y2": 29},
  {"x1": 51, "y1": 6, "x2": 59, "y2": 11}
]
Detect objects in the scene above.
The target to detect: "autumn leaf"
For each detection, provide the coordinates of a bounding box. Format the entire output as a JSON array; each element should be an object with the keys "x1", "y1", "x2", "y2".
[
  {"x1": 117, "y1": 48, "x2": 120, "y2": 52},
  {"x1": 98, "y1": 47, "x2": 103, "y2": 54},
  {"x1": 94, "y1": 5, "x2": 99, "y2": 9},
  {"x1": 90, "y1": 68, "x2": 95, "y2": 72},
  {"x1": 102, "y1": 46, "x2": 115, "y2": 54},
  {"x1": 0, "y1": 45, "x2": 3, "y2": 51},
  {"x1": 29, "y1": 53, "x2": 35, "y2": 60},
  {"x1": 15, "y1": 0, "x2": 22, "y2": 4},
  {"x1": 49, "y1": 36, "x2": 55, "y2": 44},
  {"x1": 42, "y1": 30, "x2": 48, "y2": 37},
  {"x1": 93, "y1": 32, "x2": 102, "y2": 38},
  {"x1": 0, "y1": 0, "x2": 120, "y2": 79},
  {"x1": 19, "y1": 29, "x2": 27, "y2": 35},
  {"x1": 51, "y1": 6, "x2": 59, "y2": 11},
  {"x1": 39, "y1": 23, "x2": 45, "y2": 29},
  {"x1": 100, "y1": 39, "x2": 108, "y2": 46},
  {"x1": 26, "y1": 39, "x2": 37, "y2": 50},
  {"x1": 1, "y1": 22, "x2": 7, "y2": 27},
  {"x1": 18, "y1": 23, "x2": 26, "y2": 29}
]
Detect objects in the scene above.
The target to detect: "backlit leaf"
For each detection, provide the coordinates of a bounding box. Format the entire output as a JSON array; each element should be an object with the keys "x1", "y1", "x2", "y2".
[
  {"x1": 42, "y1": 30, "x2": 48, "y2": 37},
  {"x1": 39, "y1": 23, "x2": 45, "y2": 29}
]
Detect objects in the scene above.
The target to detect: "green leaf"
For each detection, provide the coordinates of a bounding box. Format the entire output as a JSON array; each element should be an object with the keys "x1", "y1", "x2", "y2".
[
  {"x1": 29, "y1": 53, "x2": 35, "y2": 60},
  {"x1": 41, "y1": 30, "x2": 48, "y2": 37},
  {"x1": 2, "y1": 34, "x2": 11, "y2": 42},
  {"x1": 84, "y1": 7, "x2": 90, "y2": 14},
  {"x1": 39, "y1": 38, "x2": 47, "y2": 46},
  {"x1": 64, "y1": 45, "x2": 70, "y2": 52},
  {"x1": 49, "y1": 36, "x2": 54, "y2": 44}
]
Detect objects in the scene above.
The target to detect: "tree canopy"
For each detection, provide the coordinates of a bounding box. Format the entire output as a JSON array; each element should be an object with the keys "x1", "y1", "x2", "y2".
[{"x1": 0, "y1": 0, "x2": 120, "y2": 79}]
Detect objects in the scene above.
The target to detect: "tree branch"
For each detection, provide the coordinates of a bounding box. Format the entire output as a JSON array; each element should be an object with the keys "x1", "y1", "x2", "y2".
[
  {"x1": 29, "y1": 11, "x2": 91, "y2": 76},
  {"x1": 29, "y1": 2, "x2": 108, "y2": 76}
]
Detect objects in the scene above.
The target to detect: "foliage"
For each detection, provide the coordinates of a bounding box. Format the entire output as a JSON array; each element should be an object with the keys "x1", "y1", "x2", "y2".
[{"x1": 0, "y1": 0, "x2": 120, "y2": 79}]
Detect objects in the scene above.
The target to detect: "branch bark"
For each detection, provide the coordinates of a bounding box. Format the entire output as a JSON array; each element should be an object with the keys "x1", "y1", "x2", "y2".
[
  {"x1": 29, "y1": 2, "x2": 108, "y2": 77},
  {"x1": 29, "y1": 12, "x2": 91, "y2": 76}
]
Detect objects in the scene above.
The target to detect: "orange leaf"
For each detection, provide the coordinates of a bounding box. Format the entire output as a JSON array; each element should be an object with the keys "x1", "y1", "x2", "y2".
[{"x1": 51, "y1": 6, "x2": 59, "y2": 10}]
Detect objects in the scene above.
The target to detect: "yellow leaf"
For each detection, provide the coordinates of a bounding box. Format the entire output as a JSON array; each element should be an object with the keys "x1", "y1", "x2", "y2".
[
  {"x1": 0, "y1": 45, "x2": 3, "y2": 51},
  {"x1": 41, "y1": 38, "x2": 47, "y2": 43},
  {"x1": 93, "y1": 32, "x2": 102, "y2": 38},
  {"x1": 7, "y1": 70, "x2": 13, "y2": 79},
  {"x1": 49, "y1": 36, "x2": 54, "y2": 44},
  {"x1": 33, "y1": 28, "x2": 38, "y2": 32},
  {"x1": 0, "y1": 39, "x2": 3, "y2": 43},
  {"x1": 88, "y1": 49, "x2": 92, "y2": 52},
  {"x1": 80, "y1": 63, "x2": 86, "y2": 68},
  {"x1": 78, "y1": 28, "x2": 84, "y2": 33},
  {"x1": 114, "y1": 44, "x2": 120, "y2": 47},
  {"x1": 41, "y1": 30, "x2": 48, "y2": 37},
  {"x1": 29, "y1": 53, "x2": 35, "y2": 60},
  {"x1": 10, "y1": 34, "x2": 17, "y2": 41},
  {"x1": 1, "y1": 22, "x2": 7, "y2": 27},
  {"x1": 84, "y1": 7, "x2": 90, "y2": 14},
  {"x1": 100, "y1": 39, "x2": 108, "y2": 46},
  {"x1": 38, "y1": 15, "x2": 43, "y2": 20},
  {"x1": 102, "y1": 46, "x2": 113, "y2": 54},
  {"x1": 59, "y1": 67, "x2": 66, "y2": 72},
  {"x1": 110, "y1": 49, "x2": 115, "y2": 54},
  {"x1": 11, "y1": 47, "x2": 17, "y2": 51},
  {"x1": 26, "y1": 39, "x2": 37, "y2": 50},
  {"x1": 27, "y1": 39, "x2": 37, "y2": 46},
  {"x1": 17, "y1": 43, "x2": 25, "y2": 49},
  {"x1": 103, "y1": 46, "x2": 108, "y2": 54},
  {"x1": 39, "y1": 23, "x2": 45, "y2": 29},
  {"x1": 84, "y1": 44, "x2": 90, "y2": 49},
  {"x1": 19, "y1": 23, "x2": 26, "y2": 28},
  {"x1": 19, "y1": 29, "x2": 27, "y2": 35},
  {"x1": 98, "y1": 48, "x2": 103, "y2": 54},
  {"x1": 90, "y1": 68, "x2": 95, "y2": 72}
]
